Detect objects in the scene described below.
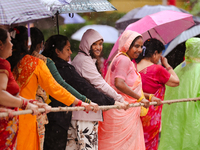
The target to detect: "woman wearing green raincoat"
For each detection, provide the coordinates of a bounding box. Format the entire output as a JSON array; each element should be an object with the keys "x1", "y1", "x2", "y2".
[{"x1": 159, "y1": 37, "x2": 200, "y2": 150}]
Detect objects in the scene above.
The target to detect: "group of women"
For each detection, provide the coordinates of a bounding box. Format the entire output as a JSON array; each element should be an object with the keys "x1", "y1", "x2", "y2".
[{"x1": 0, "y1": 24, "x2": 185, "y2": 150}]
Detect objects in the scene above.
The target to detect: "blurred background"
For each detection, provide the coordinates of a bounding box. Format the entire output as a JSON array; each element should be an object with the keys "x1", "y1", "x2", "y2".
[{"x1": 5, "y1": 0, "x2": 200, "y2": 69}]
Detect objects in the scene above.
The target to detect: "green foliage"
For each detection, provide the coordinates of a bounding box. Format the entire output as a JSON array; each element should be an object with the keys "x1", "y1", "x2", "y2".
[
  {"x1": 41, "y1": 11, "x2": 125, "y2": 59},
  {"x1": 183, "y1": 0, "x2": 200, "y2": 16}
]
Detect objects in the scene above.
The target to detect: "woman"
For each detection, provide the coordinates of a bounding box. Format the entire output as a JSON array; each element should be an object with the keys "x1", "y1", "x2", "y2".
[
  {"x1": 136, "y1": 38, "x2": 179, "y2": 150},
  {"x1": 7, "y1": 26, "x2": 93, "y2": 150},
  {"x1": 158, "y1": 38, "x2": 200, "y2": 150},
  {"x1": 98, "y1": 30, "x2": 155, "y2": 150},
  {"x1": 71, "y1": 29, "x2": 128, "y2": 149},
  {"x1": 42, "y1": 34, "x2": 125, "y2": 150},
  {"x1": 29, "y1": 27, "x2": 97, "y2": 150},
  {"x1": 0, "y1": 27, "x2": 40, "y2": 150}
]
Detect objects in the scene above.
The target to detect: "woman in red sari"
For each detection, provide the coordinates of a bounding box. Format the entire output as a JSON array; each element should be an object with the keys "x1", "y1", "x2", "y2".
[
  {"x1": 0, "y1": 28, "x2": 39, "y2": 150},
  {"x1": 136, "y1": 38, "x2": 180, "y2": 150}
]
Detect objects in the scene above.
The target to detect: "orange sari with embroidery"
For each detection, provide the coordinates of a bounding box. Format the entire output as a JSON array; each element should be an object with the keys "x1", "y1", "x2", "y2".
[{"x1": 14, "y1": 55, "x2": 75, "y2": 150}]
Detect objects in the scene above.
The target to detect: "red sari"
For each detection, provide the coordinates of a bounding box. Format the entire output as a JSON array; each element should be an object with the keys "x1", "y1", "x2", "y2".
[
  {"x1": 0, "y1": 58, "x2": 20, "y2": 150},
  {"x1": 139, "y1": 64, "x2": 170, "y2": 150}
]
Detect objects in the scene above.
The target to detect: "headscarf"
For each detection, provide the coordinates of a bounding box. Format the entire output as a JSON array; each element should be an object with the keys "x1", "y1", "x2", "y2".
[
  {"x1": 105, "y1": 30, "x2": 142, "y2": 84},
  {"x1": 118, "y1": 30, "x2": 142, "y2": 53},
  {"x1": 79, "y1": 29, "x2": 103, "y2": 56},
  {"x1": 185, "y1": 37, "x2": 200, "y2": 63}
]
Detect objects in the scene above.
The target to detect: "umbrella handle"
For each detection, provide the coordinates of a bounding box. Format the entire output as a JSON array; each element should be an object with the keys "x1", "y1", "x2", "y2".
[{"x1": 56, "y1": 11, "x2": 59, "y2": 35}]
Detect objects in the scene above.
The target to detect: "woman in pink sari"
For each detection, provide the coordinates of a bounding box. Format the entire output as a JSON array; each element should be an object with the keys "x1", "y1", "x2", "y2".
[
  {"x1": 136, "y1": 38, "x2": 179, "y2": 150},
  {"x1": 98, "y1": 30, "x2": 160, "y2": 150}
]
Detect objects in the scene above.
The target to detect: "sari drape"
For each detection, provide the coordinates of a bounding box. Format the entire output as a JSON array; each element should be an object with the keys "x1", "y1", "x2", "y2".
[
  {"x1": 99, "y1": 30, "x2": 145, "y2": 150},
  {"x1": 98, "y1": 55, "x2": 145, "y2": 150},
  {"x1": 141, "y1": 87, "x2": 165, "y2": 150},
  {"x1": 139, "y1": 64, "x2": 170, "y2": 150},
  {"x1": 0, "y1": 58, "x2": 19, "y2": 150}
]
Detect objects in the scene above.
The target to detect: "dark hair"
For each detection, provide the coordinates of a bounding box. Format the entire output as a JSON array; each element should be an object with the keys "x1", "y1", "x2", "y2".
[
  {"x1": 129, "y1": 36, "x2": 143, "y2": 50},
  {"x1": 0, "y1": 28, "x2": 8, "y2": 44},
  {"x1": 42, "y1": 35, "x2": 68, "y2": 61},
  {"x1": 89, "y1": 48, "x2": 103, "y2": 74},
  {"x1": 29, "y1": 27, "x2": 44, "y2": 54},
  {"x1": 136, "y1": 38, "x2": 165, "y2": 63},
  {"x1": 7, "y1": 26, "x2": 29, "y2": 71}
]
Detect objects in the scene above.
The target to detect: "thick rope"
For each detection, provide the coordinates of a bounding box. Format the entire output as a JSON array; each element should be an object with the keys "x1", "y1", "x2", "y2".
[{"x1": 0, "y1": 97, "x2": 200, "y2": 117}]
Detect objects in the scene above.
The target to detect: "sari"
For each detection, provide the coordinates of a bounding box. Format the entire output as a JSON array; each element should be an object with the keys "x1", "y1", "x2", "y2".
[
  {"x1": 98, "y1": 30, "x2": 145, "y2": 150},
  {"x1": 14, "y1": 55, "x2": 75, "y2": 150},
  {"x1": 0, "y1": 58, "x2": 19, "y2": 150},
  {"x1": 139, "y1": 64, "x2": 170, "y2": 150}
]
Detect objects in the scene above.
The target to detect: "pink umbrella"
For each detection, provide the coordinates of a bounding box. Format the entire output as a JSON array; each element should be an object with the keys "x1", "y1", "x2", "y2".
[{"x1": 108, "y1": 10, "x2": 195, "y2": 61}]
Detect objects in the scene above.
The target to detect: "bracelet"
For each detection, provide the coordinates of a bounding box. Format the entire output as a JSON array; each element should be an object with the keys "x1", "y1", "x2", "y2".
[
  {"x1": 29, "y1": 100, "x2": 37, "y2": 104},
  {"x1": 166, "y1": 66, "x2": 172, "y2": 71},
  {"x1": 76, "y1": 100, "x2": 82, "y2": 106},
  {"x1": 149, "y1": 94, "x2": 154, "y2": 102},
  {"x1": 85, "y1": 98, "x2": 91, "y2": 104},
  {"x1": 137, "y1": 95, "x2": 144, "y2": 102},
  {"x1": 21, "y1": 98, "x2": 28, "y2": 110}
]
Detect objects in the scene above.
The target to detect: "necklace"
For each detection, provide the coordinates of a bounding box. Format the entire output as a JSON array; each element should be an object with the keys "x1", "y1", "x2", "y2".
[{"x1": 121, "y1": 52, "x2": 131, "y2": 60}]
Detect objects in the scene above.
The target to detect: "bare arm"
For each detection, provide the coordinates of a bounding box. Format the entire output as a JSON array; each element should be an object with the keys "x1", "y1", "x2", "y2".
[
  {"x1": 161, "y1": 56, "x2": 179, "y2": 87},
  {"x1": 0, "y1": 73, "x2": 22, "y2": 107},
  {"x1": 115, "y1": 78, "x2": 149, "y2": 108}
]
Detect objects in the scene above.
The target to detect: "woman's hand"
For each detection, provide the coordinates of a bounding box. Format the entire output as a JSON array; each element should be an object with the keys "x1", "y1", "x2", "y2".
[
  {"x1": 140, "y1": 98, "x2": 150, "y2": 108},
  {"x1": 160, "y1": 56, "x2": 169, "y2": 67},
  {"x1": 151, "y1": 96, "x2": 162, "y2": 106},
  {"x1": 114, "y1": 101, "x2": 129, "y2": 110},
  {"x1": 27, "y1": 103, "x2": 39, "y2": 115},
  {"x1": 89, "y1": 102, "x2": 99, "y2": 113},
  {"x1": 81, "y1": 102, "x2": 93, "y2": 113},
  {"x1": 31, "y1": 101, "x2": 52, "y2": 114}
]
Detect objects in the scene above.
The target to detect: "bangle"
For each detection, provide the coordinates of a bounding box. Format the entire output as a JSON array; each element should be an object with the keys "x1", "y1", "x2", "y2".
[
  {"x1": 21, "y1": 98, "x2": 28, "y2": 110},
  {"x1": 166, "y1": 66, "x2": 172, "y2": 71},
  {"x1": 85, "y1": 98, "x2": 91, "y2": 104},
  {"x1": 76, "y1": 100, "x2": 82, "y2": 106},
  {"x1": 137, "y1": 95, "x2": 144, "y2": 102},
  {"x1": 29, "y1": 100, "x2": 37, "y2": 104},
  {"x1": 149, "y1": 94, "x2": 154, "y2": 102}
]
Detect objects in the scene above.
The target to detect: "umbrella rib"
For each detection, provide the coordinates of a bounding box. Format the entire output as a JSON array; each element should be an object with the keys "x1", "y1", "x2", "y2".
[{"x1": 148, "y1": 30, "x2": 152, "y2": 38}]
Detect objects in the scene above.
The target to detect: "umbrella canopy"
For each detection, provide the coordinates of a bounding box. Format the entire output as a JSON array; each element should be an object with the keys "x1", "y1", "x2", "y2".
[
  {"x1": 71, "y1": 24, "x2": 119, "y2": 43},
  {"x1": 108, "y1": 10, "x2": 195, "y2": 61},
  {"x1": 116, "y1": 5, "x2": 200, "y2": 33},
  {"x1": 163, "y1": 24, "x2": 200, "y2": 57},
  {"x1": 0, "y1": 0, "x2": 116, "y2": 25},
  {"x1": 40, "y1": 0, "x2": 117, "y2": 14},
  {"x1": 0, "y1": 0, "x2": 53, "y2": 25}
]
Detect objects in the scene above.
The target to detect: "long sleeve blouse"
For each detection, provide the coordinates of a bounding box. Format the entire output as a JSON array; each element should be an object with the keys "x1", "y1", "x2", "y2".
[
  {"x1": 46, "y1": 58, "x2": 87, "y2": 102},
  {"x1": 72, "y1": 52, "x2": 124, "y2": 103}
]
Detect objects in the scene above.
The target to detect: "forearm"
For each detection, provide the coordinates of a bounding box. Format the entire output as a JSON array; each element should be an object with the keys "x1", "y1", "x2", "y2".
[
  {"x1": 0, "y1": 90, "x2": 22, "y2": 108},
  {"x1": 115, "y1": 78, "x2": 140, "y2": 100}
]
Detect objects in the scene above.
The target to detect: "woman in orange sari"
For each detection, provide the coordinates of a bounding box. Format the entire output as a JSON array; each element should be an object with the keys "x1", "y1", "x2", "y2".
[
  {"x1": 7, "y1": 26, "x2": 96, "y2": 150},
  {"x1": 98, "y1": 30, "x2": 160, "y2": 150}
]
